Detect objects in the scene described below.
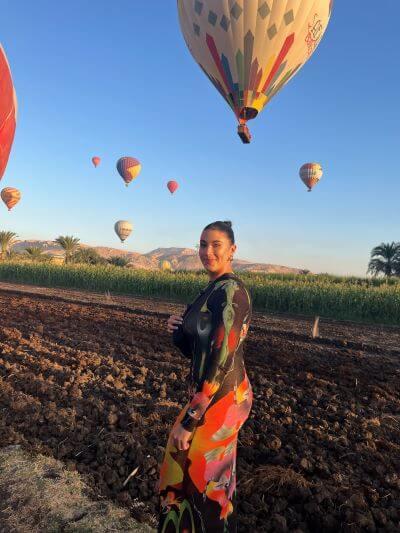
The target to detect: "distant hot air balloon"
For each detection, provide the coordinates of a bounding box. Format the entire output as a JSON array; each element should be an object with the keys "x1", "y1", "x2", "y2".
[
  {"x1": 299, "y1": 163, "x2": 323, "y2": 192},
  {"x1": 160, "y1": 260, "x2": 172, "y2": 271},
  {"x1": 177, "y1": 1, "x2": 334, "y2": 143},
  {"x1": 0, "y1": 45, "x2": 17, "y2": 179},
  {"x1": 1, "y1": 187, "x2": 21, "y2": 210},
  {"x1": 167, "y1": 180, "x2": 179, "y2": 194},
  {"x1": 116, "y1": 157, "x2": 141, "y2": 186},
  {"x1": 114, "y1": 220, "x2": 133, "y2": 243},
  {"x1": 92, "y1": 156, "x2": 101, "y2": 168}
]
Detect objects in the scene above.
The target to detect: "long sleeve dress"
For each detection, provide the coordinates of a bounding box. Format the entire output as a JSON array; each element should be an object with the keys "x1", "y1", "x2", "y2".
[{"x1": 158, "y1": 272, "x2": 253, "y2": 533}]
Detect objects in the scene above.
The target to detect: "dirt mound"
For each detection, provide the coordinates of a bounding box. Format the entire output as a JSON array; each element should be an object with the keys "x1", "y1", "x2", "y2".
[
  {"x1": 0, "y1": 445, "x2": 154, "y2": 532},
  {"x1": 0, "y1": 288, "x2": 399, "y2": 532}
]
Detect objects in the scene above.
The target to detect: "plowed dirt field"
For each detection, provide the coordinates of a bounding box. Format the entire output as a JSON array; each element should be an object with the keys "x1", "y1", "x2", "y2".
[{"x1": 0, "y1": 282, "x2": 399, "y2": 532}]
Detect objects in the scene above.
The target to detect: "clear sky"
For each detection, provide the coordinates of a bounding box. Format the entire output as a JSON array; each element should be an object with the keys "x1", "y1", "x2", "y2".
[{"x1": 1, "y1": 1, "x2": 399, "y2": 276}]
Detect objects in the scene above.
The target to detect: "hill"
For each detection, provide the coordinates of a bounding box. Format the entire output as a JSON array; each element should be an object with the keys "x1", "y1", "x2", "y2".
[{"x1": 12, "y1": 240, "x2": 306, "y2": 274}]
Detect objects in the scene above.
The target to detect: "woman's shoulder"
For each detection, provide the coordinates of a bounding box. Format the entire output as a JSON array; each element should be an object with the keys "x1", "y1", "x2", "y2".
[{"x1": 211, "y1": 275, "x2": 251, "y2": 304}]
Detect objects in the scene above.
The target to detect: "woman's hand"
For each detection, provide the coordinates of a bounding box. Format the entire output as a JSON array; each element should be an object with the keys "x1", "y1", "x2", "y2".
[
  {"x1": 171, "y1": 424, "x2": 192, "y2": 451},
  {"x1": 167, "y1": 314, "x2": 183, "y2": 333}
]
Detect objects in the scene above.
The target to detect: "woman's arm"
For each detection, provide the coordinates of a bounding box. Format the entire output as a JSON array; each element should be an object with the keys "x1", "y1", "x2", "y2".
[
  {"x1": 180, "y1": 280, "x2": 251, "y2": 432},
  {"x1": 171, "y1": 304, "x2": 192, "y2": 359},
  {"x1": 172, "y1": 321, "x2": 192, "y2": 358}
]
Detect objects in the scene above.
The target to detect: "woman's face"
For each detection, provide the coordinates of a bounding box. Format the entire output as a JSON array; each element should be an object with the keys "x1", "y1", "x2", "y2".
[{"x1": 199, "y1": 229, "x2": 236, "y2": 274}]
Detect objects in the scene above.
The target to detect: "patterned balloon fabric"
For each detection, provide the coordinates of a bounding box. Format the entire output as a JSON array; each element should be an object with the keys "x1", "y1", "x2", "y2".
[
  {"x1": 116, "y1": 157, "x2": 142, "y2": 186},
  {"x1": 1, "y1": 187, "x2": 21, "y2": 211},
  {"x1": 114, "y1": 220, "x2": 133, "y2": 242},
  {"x1": 178, "y1": 1, "x2": 334, "y2": 141},
  {"x1": 299, "y1": 162, "x2": 323, "y2": 191},
  {"x1": 0, "y1": 45, "x2": 17, "y2": 179}
]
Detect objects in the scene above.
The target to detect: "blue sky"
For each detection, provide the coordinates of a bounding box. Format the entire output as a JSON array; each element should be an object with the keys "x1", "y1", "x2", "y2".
[{"x1": 1, "y1": 1, "x2": 399, "y2": 276}]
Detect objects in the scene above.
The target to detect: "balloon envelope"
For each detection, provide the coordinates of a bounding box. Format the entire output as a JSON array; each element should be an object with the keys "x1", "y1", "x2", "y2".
[
  {"x1": 167, "y1": 180, "x2": 179, "y2": 194},
  {"x1": 116, "y1": 157, "x2": 141, "y2": 186},
  {"x1": 178, "y1": 1, "x2": 333, "y2": 140},
  {"x1": 1, "y1": 187, "x2": 21, "y2": 210},
  {"x1": 299, "y1": 163, "x2": 323, "y2": 191},
  {"x1": 92, "y1": 156, "x2": 101, "y2": 168},
  {"x1": 114, "y1": 220, "x2": 133, "y2": 242},
  {"x1": 0, "y1": 45, "x2": 17, "y2": 179},
  {"x1": 160, "y1": 260, "x2": 172, "y2": 271}
]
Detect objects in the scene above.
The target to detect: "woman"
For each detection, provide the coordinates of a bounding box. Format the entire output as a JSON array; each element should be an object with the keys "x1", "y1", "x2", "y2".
[{"x1": 158, "y1": 220, "x2": 253, "y2": 533}]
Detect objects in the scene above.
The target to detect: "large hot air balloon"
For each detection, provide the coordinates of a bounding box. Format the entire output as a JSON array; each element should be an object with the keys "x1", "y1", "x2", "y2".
[
  {"x1": 299, "y1": 163, "x2": 323, "y2": 192},
  {"x1": 167, "y1": 180, "x2": 179, "y2": 194},
  {"x1": 0, "y1": 45, "x2": 17, "y2": 179},
  {"x1": 114, "y1": 220, "x2": 133, "y2": 243},
  {"x1": 178, "y1": 1, "x2": 334, "y2": 143},
  {"x1": 1, "y1": 187, "x2": 21, "y2": 210},
  {"x1": 116, "y1": 157, "x2": 141, "y2": 187},
  {"x1": 92, "y1": 156, "x2": 101, "y2": 168}
]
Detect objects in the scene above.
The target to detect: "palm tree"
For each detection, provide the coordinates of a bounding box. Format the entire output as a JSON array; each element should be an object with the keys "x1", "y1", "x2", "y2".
[
  {"x1": 108, "y1": 256, "x2": 130, "y2": 267},
  {"x1": 0, "y1": 231, "x2": 18, "y2": 260},
  {"x1": 25, "y1": 247, "x2": 50, "y2": 262},
  {"x1": 73, "y1": 247, "x2": 106, "y2": 265},
  {"x1": 54, "y1": 235, "x2": 80, "y2": 264},
  {"x1": 367, "y1": 242, "x2": 400, "y2": 277}
]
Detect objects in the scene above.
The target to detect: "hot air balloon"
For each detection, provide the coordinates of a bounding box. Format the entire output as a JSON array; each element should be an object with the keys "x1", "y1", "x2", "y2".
[
  {"x1": 160, "y1": 259, "x2": 172, "y2": 271},
  {"x1": 299, "y1": 163, "x2": 323, "y2": 192},
  {"x1": 116, "y1": 157, "x2": 141, "y2": 186},
  {"x1": 0, "y1": 45, "x2": 17, "y2": 179},
  {"x1": 92, "y1": 156, "x2": 101, "y2": 168},
  {"x1": 1, "y1": 187, "x2": 21, "y2": 210},
  {"x1": 167, "y1": 180, "x2": 179, "y2": 194},
  {"x1": 177, "y1": 1, "x2": 334, "y2": 143},
  {"x1": 114, "y1": 220, "x2": 133, "y2": 243}
]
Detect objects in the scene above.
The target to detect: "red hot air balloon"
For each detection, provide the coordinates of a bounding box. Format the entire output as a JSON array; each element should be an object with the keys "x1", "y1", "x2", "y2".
[
  {"x1": 0, "y1": 45, "x2": 17, "y2": 180},
  {"x1": 92, "y1": 156, "x2": 101, "y2": 168},
  {"x1": 167, "y1": 180, "x2": 179, "y2": 194},
  {"x1": 116, "y1": 157, "x2": 141, "y2": 187}
]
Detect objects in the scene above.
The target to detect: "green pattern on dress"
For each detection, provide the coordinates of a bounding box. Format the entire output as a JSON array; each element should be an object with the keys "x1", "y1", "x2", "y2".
[
  {"x1": 161, "y1": 498, "x2": 196, "y2": 533},
  {"x1": 198, "y1": 280, "x2": 239, "y2": 380}
]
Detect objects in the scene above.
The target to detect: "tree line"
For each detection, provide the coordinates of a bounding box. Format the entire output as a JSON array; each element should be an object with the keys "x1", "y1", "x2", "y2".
[
  {"x1": 1, "y1": 231, "x2": 399, "y2": 277},
  {"x1": 0, "y1": 232, "x2": 130, "y2": 267}
]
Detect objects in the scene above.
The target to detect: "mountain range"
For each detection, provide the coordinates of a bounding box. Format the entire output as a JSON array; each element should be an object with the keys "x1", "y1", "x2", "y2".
[{"x1": 12, "y1": 240, "x2": 307, "y2": 274}]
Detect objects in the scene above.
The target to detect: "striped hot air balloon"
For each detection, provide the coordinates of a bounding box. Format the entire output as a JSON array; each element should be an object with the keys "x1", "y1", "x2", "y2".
[
  {"x1": 167, "y1": 180, "x2": 179, "y2": 194},
  {"x1": 0, "y1": 45, "x2": 17, "y2": 179},
  {"x1": 114, "y1": 220, "x2": 133, "y2": 243},
  {"x1": 92, "y1": 156, "x2": 101, "y2": 168},
  {"x1": 116, "y1": 157, "x2": 141, "y2": 186},
  {"x1": 1, "y1": 187, "x2": 21, "y2": 210},
  {"x1": 178, "y1": 1, "x2": 334, "y2": 143},
  {"x1": 299, "y1": 163, "x2": 323, "y2": 192}
]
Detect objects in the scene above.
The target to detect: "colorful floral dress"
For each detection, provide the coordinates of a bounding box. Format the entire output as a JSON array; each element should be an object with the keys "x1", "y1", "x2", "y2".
[{"x1": 158, "y1": 272, "x2": 253, "y2": 533}]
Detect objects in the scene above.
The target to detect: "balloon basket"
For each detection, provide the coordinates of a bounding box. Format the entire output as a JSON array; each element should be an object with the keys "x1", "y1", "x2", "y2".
[{"x1": 238, "y1": 124, "x2": 251, "y2": 144}]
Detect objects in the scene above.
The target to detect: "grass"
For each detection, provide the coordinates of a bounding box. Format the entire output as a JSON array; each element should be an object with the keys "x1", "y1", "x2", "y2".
[
  {"x1": 0, "y1": 261, "x2": 399, "y2": 325},
  {"x1": 0, "y1": 445, "x2": 155, "y2": 532},
  {"x1": 239, "y1": 465, "x2": 312, "y2": 496}
]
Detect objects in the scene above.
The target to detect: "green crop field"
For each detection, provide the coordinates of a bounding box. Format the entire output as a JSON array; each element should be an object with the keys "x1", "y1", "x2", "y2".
[{"x1": 0, "y1": 261, "x2": 399, "y2": 326}]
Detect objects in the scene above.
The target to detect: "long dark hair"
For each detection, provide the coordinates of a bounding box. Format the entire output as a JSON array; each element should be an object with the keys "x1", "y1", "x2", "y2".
[{"x1": 203, "y1": 220, "x2": 235, "y2": 244}]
